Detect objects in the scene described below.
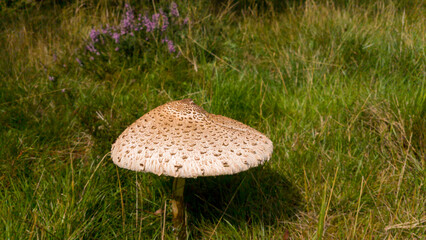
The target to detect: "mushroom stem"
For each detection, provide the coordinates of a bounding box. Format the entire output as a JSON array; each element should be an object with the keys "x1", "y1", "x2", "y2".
[{"x1": 172, "y1": 177, "x2": 186, "y2": 239}]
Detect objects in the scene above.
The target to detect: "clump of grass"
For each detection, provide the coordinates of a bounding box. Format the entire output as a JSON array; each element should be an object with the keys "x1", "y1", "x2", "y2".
[{"x1": 0, "y1": 0, "x2": 424, "y2": 239}]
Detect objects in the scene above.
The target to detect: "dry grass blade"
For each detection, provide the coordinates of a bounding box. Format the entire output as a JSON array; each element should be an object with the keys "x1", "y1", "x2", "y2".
[
  {"x1": 187, "y1": 36, "x2": 241, "y2": 73},
  {"x1": 116, "y1": 165, "x2": 125, "y2": 232},
  {"x1": 161, "y1": 201, "x2": 167, "y2": 240},
  {"x1": 352, "y1": 177, "x2": 366, "y2": 239},
  {"x1": 385, "y1": 217, "x2": 426, "y2": 231},
  {"x1": 209, "y1": 176, "x2": 246, "y2": 240},
  {"x1": 78, "y1": 152, "x2": 110, "y2": 204}
]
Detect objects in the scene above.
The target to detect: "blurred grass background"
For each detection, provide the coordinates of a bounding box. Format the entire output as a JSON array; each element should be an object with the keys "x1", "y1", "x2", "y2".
[{"x1": 0, "y1": 0, "x2": 424, "y2": 239}]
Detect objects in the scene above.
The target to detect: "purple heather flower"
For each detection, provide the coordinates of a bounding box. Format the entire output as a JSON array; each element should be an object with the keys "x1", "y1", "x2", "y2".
[
  {"x1": 142, "y1": 16, "x2": 151, "y2": 31},
  {"x1": 86, "y1": 43, "x2": 98, "y2": 54},
  {"x1": 152, "y1": 13, "x2": 160, "y2": 26},
  {"x1": 112, "y1": 33, "x2": 120, "y2": 43},
  {"x1": 115, "y1": 47, "x2": 119, "y2": 51},
  {"x1": 183, "y1": 17, "x2": 189, "y2": 25},
  {"x1": 76, "y1": 58, "x2": 83, "y2": 66},
  {"x1": 90, "y1": 28, "x2": 100, "y2": 42},
  {"x1": 135, "y1": 14, "x2": 143, "y2": 31},
  {"x1": 162, "y1": 38, "x2": 176, "y2": 53},
  {"x1": 61, "y1": 88, "x2": 66, "y2": 93},
  {"x1": 121, "y1": 4, "x2": 135, "y2": 33},
  {"x1": 48, "y1": 76, "x2": 55, "y2": 81},
  {"x1": 170, "y1": 2, "x2": 179, "y2": 17},
  {"x1": 90, "y1": 56, "x2": 94, "y2": 61},
  {"x1": 160, "y1": 12, "x2": 169, "y2": 31},
  {"x1": 167, "y1": 41, "x2": 176, "y2": 53},
  {"x1": 143, "y1": 15, "x2": 157, "y2": 32}
]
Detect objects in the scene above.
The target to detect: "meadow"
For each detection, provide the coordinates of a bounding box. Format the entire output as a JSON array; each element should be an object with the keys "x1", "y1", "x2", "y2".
[{"x1": 0, "y1": 0, "x2": 424, "y2": 239}]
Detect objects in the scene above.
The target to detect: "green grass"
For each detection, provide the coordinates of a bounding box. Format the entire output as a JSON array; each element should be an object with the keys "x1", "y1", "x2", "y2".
[{"x1": 1, "y1": 0, "x2": 425, "y2": 239}]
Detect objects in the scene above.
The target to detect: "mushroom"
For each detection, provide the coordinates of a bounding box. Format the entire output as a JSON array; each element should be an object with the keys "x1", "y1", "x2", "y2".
[{"x1": 111, "y1": 99, "x2": 273, "y2": 238}]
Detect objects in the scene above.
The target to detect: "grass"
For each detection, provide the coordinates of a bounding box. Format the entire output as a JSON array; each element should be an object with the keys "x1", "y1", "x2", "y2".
[{"x1": 1, "y1": 0, "x2": 425, "y2": 239}]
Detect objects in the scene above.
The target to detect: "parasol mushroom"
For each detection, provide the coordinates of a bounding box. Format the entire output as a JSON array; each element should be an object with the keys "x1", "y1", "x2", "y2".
[{"x1": 111, "y1": 99, "x2": 273, "y2": 238}]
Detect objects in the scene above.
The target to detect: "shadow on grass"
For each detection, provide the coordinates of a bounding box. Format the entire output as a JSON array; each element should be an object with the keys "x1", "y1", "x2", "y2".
[{"x1": 184, "y1": 165, "x2": 302, "y2": 235}]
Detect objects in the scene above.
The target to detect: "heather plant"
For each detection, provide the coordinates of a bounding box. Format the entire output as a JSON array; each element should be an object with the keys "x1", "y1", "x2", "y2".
[{"x1": 76, "y1": 2, "x2": 189, "y2": 78}]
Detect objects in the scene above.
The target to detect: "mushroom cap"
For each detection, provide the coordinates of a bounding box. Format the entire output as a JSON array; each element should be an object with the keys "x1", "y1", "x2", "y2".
[{"x1": 111, "y1": 99, "x2": 273, "y2": 178}]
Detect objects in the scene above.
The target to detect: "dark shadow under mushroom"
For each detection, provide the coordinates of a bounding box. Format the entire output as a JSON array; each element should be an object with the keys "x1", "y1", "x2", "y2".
[{"x1": 184, "y1": 166, "x2": 303, "y2": 237}]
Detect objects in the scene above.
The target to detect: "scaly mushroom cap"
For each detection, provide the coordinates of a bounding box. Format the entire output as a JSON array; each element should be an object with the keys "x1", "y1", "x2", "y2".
[{"x1": 111, "y1": 99, "x2": 273, "y2": 178}]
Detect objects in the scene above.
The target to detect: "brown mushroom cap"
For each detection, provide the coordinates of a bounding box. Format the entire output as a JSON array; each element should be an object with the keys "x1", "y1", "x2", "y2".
[{"x1": 111, "y1": 99, "x2": 273, "y2": 178}]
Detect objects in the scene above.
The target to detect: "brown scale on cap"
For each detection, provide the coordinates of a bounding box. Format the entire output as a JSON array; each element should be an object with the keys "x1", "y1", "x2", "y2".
[{"x1": 111, "y1": 99, "x2": 273, "y2": 178}]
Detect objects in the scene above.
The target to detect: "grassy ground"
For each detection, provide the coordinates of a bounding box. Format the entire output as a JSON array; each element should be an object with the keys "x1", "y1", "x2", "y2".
[{"x1": 1, "y1": 0, "x2": 425, "y2": 239}]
